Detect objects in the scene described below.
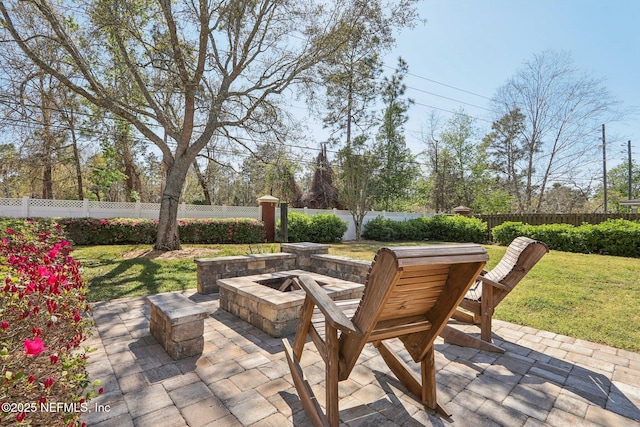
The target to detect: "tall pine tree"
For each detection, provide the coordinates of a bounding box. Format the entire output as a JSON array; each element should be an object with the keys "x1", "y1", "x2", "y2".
[{"x1": 374, "y1": 58, "x2": 417, "y2": 211}]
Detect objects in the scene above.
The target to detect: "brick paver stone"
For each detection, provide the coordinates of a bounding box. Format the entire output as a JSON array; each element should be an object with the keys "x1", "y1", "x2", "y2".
[{"x1": 80, "y1": 291, "x2": 640, "y2": 427}]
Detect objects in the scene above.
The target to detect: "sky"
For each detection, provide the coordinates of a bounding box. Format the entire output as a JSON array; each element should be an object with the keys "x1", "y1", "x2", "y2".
[{"x1": 301, "y1": 0, "x2": 640, "y2": 174}]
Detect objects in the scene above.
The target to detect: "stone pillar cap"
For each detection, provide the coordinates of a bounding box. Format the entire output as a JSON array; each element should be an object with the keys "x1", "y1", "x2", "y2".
[{"x1": 257, "y1": 195, "x2": 279, "y2": 203}]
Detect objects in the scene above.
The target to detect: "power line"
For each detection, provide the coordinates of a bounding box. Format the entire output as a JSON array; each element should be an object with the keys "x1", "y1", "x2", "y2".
[{"x1": 381, "y1": 64, "x2": 492, "y2": 100}]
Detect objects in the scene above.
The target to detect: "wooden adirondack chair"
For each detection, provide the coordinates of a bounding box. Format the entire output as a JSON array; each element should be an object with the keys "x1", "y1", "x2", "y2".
[
  {"x1": 282, "y1": 244, "x2": 488, "y2": 426},
  {"x1": 440, "y1": 237, "x2": 548, "y2": 353}
]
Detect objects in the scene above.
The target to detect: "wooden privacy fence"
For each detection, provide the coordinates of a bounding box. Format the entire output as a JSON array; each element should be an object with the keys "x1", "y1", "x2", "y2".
[{"x1": 475, "y1": 213, "x2": 640, "y2": 240}]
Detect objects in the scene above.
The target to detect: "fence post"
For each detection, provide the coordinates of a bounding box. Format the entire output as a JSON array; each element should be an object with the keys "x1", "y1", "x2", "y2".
[
  {"x1": 83, "y1": 199, "x2": 89, "y2": 217},
  {"x1": 21, "y1": 196, "x2": 29, "y2": 217},
  {"x1": 135, "y1": 200, "x2": 141, "y2": 218},
  {"x1": 281, "y1": 202, "x2": 289, "y2": 243}
]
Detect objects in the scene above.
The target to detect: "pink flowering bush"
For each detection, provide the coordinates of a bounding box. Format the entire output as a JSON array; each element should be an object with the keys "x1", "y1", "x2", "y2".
[
  {"x1": 56, "y1": 217, "x2": 266, "y2": 245},
  {"x1": 0, "y1": 220, "x2": 98, "y2": 426},
  {"x1": 178, "y1": 218, "x2": 266, "y2": 244}
]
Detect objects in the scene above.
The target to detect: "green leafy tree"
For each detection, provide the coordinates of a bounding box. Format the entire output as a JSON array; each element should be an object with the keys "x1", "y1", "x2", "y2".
[
  {"x1": 593, "y1": 162, "x2": 640, "y2": 213},
  {"x1": 373, "y1": 58, "x2": 417, "y2": 211},
  {"x1": 87, "y1": 141, "x2": 128, "y2": 201},
  {"x1": 336, "y1": 135, "x2": 379, "y2": 240},
  {"x1": 0, "y1": 143, "x2": 24, "y2": 197},
  {"x1": 428, "y1": 111, "x2": 491, "y2": 213},
  {"x1": 483, "y1": 108, "x2": 528, "y2": 213},
  {"x1": 0, "y1": 0, "x2": 360, "y2": 250},
  {"x1": 317, "y1": 0, "x2": 420, "y2": 147}
]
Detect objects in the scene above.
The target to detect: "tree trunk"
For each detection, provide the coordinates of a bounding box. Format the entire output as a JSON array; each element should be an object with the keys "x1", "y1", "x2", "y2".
[
  {"x1": 41, "y1": 99, "x2": 54, "y2": 199},
  {"x1": 192, "y1": 160, "x2": 212, "y2": 205},
  {"x1": 68, "y1": 109, "x2": 84, "y2": 200},
  {"x1": 154, "y1": 157, "x2": 190, "y2": 251}
]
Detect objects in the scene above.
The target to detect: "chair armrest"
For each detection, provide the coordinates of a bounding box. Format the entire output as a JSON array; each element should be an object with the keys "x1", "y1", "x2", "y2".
[
  {"x1": 477, "y1": 275, "x2": 511, "y2": 292},
  {"x1": 298, "y1": 275, "x2": 358, "y2": 335}
]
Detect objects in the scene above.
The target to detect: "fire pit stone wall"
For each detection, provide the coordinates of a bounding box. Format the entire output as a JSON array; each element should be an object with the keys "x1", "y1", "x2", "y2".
[{"x1": 218, "y1": 270, "x2": 364, "y2": 337}]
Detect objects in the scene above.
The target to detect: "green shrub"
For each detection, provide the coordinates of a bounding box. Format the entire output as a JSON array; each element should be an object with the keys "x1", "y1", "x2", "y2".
[
  {"x1": 361, "y1": 216, "x2": 396, "y2": 241},
  {"x1": 491, "y1": 219, "x2": 640, "y2": 257},
  {"x1": 282, "y1": 212, "x2": 312, "y2": 243},
  {"x1": 308, "y1": 214, "x2": 348, "y2": 243},
  {"x1": 279, "y1": 212, "x2": 347, "y2": 243},
  {"x1": 588, "y1": 219, "x2": 640, "y2": 257},
  {"x1": 527, "y1": 223, "x2": 578, "y2": 252},
  {"x1": 363, "y1": 215, "x2": 487, "y2": 243},
  {"x1": 491, "y1": 221, "x2": 529, "y2": 245},
  {"x1": 425, "y1": 215, "x2": 487, "y2": 243}
]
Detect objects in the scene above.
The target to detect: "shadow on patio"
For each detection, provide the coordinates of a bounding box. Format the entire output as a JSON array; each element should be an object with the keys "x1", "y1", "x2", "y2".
[{"x1": 82, "y1": 291, "x2": 640, "y2": 426}]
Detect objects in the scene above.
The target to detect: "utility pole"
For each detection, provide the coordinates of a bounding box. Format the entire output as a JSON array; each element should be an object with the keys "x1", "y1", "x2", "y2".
[
  {"x1": 602, "y1": 124, "x2": 607, "y2": 213},
  {"x1": 629, "y1": 140, "x2": 633, "y2": 200}
]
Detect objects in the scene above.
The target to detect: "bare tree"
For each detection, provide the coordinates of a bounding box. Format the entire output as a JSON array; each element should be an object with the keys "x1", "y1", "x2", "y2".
[
  {"x1": 492, "y1": 51, "x2": 622, "y2": 213},
  {"x1": 0, "y1": 0, "x2": 355, "y2": 250}
]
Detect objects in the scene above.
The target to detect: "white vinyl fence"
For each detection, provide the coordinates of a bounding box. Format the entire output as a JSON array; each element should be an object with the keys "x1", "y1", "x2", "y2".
[{"x1": 0, "y1": 196, "x2": 430, "y2": 241}]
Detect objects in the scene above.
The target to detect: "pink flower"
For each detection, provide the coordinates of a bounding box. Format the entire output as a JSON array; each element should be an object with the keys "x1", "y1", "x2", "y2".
[
  {"x1": 23, "y1": 337, "x2": 48, "y2": 356},
  {"x1": 1, "y1": 321, "x2": 8, "y2": 330},
  {"x1": 44, "y1": 377, "x2": 54, "y2": 388},
  {"x1": 50, "y1": 354, "x2": 59, "y2": 365},
  {"x1": 28, "y1": 375, "x2": 35, "y2": 383}
]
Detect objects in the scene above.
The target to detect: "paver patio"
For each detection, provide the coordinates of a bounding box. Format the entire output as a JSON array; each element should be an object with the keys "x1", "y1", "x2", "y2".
[{"x1": 82, "y1": 290, "x2": 640, "y2": 427}]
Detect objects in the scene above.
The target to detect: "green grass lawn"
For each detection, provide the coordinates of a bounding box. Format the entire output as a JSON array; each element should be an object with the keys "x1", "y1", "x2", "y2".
[{"x1": 73, "y1": 242, "x2": 640, "y2": 352}]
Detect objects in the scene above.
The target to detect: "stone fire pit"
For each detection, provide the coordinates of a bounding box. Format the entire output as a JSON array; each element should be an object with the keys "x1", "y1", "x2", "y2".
[{"x1": 218, "y1": 270, "x2": 364, "y2": 337}]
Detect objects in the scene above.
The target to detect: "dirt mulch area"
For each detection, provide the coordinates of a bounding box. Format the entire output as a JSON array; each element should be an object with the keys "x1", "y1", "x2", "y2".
[{"x1": 121, "y1": 247, "x2": 221, "y2": 260}]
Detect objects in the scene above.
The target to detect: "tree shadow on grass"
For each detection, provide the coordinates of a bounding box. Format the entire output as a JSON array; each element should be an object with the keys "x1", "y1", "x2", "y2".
[{"x1": 85, "y1": 258, "x2": 194, "y2": 301}]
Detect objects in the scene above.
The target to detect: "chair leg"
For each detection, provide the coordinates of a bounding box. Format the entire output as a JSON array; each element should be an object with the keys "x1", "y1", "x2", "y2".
[
  {"x1": 480, "y1": 308, "x2": 494, "y2": 343},
  {"x1": 282, "y1": 339, "x2": 330, "y2": 427},
  {"x1": 422, "y1": 347, "x2": 451, "y2": 418},
  {"x1": 375, "y1": 341, "x2": 451, "y2": 417},
  {"x1": 293, "y1": 297, "x2": 315, "y2": 357},
  {"x1": 440, "y1": 325, "x2": 505, "y2": 353},
  {"x1": 480, "y1": 283, "x2": 495, "y2": 343},
  {"x1": 325, "y1": 324, "x2": 340, "y2": 427}
]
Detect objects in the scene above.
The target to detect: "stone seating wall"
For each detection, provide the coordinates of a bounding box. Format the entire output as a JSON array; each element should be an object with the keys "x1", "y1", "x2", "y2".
[{"x1": 195, "y1": 243, "x2": 372, "y2": 294}]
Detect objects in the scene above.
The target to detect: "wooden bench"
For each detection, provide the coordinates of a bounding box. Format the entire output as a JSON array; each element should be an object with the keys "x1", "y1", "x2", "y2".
[{"x1": 146, "y1": 293, "x2": 209, "y2": 360}]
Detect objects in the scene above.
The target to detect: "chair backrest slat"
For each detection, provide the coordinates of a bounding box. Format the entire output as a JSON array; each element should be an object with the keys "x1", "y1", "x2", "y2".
[{"x1": 483, "y1": 237, "x2": 549, "y2": 301}]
